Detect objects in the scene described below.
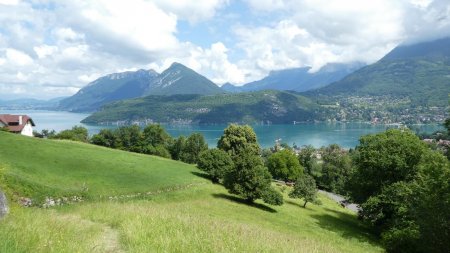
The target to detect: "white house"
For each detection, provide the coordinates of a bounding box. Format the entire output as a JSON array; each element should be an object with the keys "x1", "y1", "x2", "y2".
[{"x1": 0, "y1": 114, "x2": 35, "y2": 137}]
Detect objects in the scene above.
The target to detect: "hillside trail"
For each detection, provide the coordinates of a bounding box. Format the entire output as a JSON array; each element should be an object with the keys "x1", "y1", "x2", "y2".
[{"x1": 57, "y1": 213, "x2": 124, "y2": 253}]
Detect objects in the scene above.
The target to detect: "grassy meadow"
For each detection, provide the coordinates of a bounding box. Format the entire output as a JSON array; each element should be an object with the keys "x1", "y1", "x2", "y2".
[{"x1": 0, "y1": 132, "x2": 383, "y2": 252}]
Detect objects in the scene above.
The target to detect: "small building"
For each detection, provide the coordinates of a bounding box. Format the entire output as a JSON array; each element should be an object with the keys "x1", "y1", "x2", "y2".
[{"x1": 0, "y1": 114, "x2": 35, "y2": 137}]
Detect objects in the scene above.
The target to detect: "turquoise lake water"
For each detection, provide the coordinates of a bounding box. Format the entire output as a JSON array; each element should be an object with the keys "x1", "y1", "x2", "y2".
[{"x1": 1, "y1": 110, "x2": 443, "y2": 149}]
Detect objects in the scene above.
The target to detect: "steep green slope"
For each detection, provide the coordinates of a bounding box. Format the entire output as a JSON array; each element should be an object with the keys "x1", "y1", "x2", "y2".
[
  {"x1": 82, "y1": 90, "x2": 320, "y2": 125},
  {"x1": 0, "y1": 131, "x2": 202, "y2": 201},
  {"x1": 0, "y1": 132, "x2": 383, "y2": 252}
]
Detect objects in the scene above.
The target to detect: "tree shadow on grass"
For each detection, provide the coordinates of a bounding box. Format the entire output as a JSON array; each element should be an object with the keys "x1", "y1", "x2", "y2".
[
  {"x1": 190, "y1": 171, "x2": 213, "y2": 181},
  {"x1": 285, "y1": 199, "x2": 307, "y2": 209},
  {"x1": 212, "y1": 193, "x2": 277, "y2": 213},
  {"x1": 309, "y1": 210, "x2": 381, "y2": 248}
]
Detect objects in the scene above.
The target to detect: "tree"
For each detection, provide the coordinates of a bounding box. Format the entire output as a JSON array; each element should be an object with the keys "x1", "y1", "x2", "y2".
[
  {"x1": 346, "y1": 128, "x2": 450, "y2": 253},
  {"x1": 91, "y1": 129, "x2": 117, "y2": 148},
  {"x1": 348, "y1": 129, "x2": 427, "y2": 203},
  {"x1": 52, "y1": 126, "x2": 89, "y2": 142},
  {"x1": 267, "y1": 149, "x2": 303, "y2": 182},
  {"x1": 169, "y1": 136, "x2": 186, "y2": 161},
  {"x1": 217, "y1": 124, "x2": 259, "y2": 156},
  {"x1": 142, "y1": 124, "x2": 172, "y2": 147},
  {"x1": 141, "y1": 124, "x2": 173, "y2": 158},
  {"x1": 298, "y1": 145, "x2": 315, "y2": 174},
  {"x1": 223, "y1": 145, "x2": 283, "y2": 205},
  {"x1": 181, "y1": 133, "x2": 208, "y2": 164},
  {"x1": 318, "y1": 144, "x2": 352, "y2": 194},
  {"x1": 197, "y1": 148, "x2": 233, "y2": 183},
  {"x1": 407, "y1": 151, "x2": 450, "y2": 253},
  {"x1": 115, "y1": 125, "x2": 142, "y2": 153},
  {"x1": 289, "y1": 174, "x2": 318, "y2": 208}
]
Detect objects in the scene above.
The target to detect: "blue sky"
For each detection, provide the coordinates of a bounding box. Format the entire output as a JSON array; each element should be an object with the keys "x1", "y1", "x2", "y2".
[{"x1": 0, "y1": 0, "x2": 449, "y2": 99}]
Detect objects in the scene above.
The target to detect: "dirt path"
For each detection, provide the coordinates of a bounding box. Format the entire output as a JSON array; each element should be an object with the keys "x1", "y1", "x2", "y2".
[
  {"x1": 57, "y1": 214, "x2": 124, "y2": 253},
  {"x1": 319, "y1": 190, "x2": 360, "y2": 213}
]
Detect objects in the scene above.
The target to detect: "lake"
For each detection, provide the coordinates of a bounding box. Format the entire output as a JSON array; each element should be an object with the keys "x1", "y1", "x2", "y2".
[{"x1": 1, "y1": 110, "x2": 443, "y2": 149}]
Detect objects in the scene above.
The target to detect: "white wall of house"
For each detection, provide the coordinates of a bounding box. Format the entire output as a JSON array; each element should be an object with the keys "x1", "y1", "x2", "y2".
[
  {"x1": 20, "y1": 121, "x2": 34, "y2": 137},
  {"x1": 0, "y1": 122, "x2": 5, "y2": 127}
]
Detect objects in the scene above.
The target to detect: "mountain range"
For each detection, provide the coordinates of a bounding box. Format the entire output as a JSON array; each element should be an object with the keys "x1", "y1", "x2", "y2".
[
  {"x1": 57, "y1": 36, "x2": 449, "y2": 124},
  {"x1": 310, "y1": 37, "x2": 450, "y2": 107},
  {"x1": 0, "y1": 97, "x2": 66, "y2": 110},
  {"x1": 222, "y1": 62, "x2": 365, "y2": 93},
  {"x1": 58, "y1": 63, "x2": 223, "y2": 112}
]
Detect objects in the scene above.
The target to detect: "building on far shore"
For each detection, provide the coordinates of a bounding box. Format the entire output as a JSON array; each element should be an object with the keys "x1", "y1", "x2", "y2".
[{"x1": 0, "y1": 114, "x2": 35, "y2": 137}]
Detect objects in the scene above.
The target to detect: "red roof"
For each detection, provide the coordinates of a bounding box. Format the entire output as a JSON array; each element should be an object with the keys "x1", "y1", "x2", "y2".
[{"x1": 0, "y1": 114, "x2": 35, "y2": 132}]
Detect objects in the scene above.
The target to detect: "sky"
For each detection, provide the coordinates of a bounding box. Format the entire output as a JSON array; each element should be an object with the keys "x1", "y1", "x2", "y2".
[{"x1": 0, "y1": 0, "x2": 449, "y2": 99}]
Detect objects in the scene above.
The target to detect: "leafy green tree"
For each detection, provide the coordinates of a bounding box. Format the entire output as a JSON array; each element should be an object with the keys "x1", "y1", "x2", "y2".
[
  {"x1": 197, "y1": 148, "x2": 233, "y2": 183},
  {"x1": 91, "y1": 129, "x2": 117, "y2": 148},
  {"x1": 223, "y1": 145, "x2": 282, "y2": 205},
  {"x1": 169, "y1": 136, "x2": 186, "y2": 161},
  {"x1": 52, "y1": 126, "x2": 89, "y2": 142},
  {"x1": 348, "y1": 129, "x2": 427, "y2": 203},
  {"x1": 39, "y1": 129, "x2": 56, "y2": 138},
  {"x1": 267, "y1": 149, "x2": 303, "y2": 182},
  {"x1": 141, "y1": 124, "x2": 172, "y2": 157},
  {"x1": 289, "y1": 174, "x2": 318, "y2": 208},
  {"x1": 319, "y1": 144, "x2": 352, "y2": 194},
  {"x1": 408, "y1": 151, "x2": 450, "y2": 253},
  {"x1": 115, "y1": 125, "x2": 142, "y2": 153},
  {"x1": 298, "y1": 145, "x2": 315, "y2": 174},
  {"x1": 217, "y1": 124, "x2": 259, "y2": 156},
  {"x1": 144, "y1": 144, "x2": 171, "y2": 159},
  {"x1": 181, "y1": 133, "x2": 208, "y2": 164},
  {"x1": 142, "y1": 124, "x2": 172, "y2": 147}
]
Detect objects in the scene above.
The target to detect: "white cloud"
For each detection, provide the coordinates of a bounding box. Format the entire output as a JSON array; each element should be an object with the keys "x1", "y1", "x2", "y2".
[
  {"x1": 33, "y1": 45, "x2": 58, "y2": 59},
  {"x1": 153, "y1": 0, "x2": 229, "y2": 23},
  {"x1": 74, "y1": 0, "x2": 179, "y2": 54},
  {"x1": 0, "y1": 0, "x2": 449, "y2": 98},
  {"x1": 54, "y1": 28, "x2": 85, "y2": 42},
  {"x1": 0, "y1": 0, "x2": 19, "y2": 6},
  {"x1": 5, "y1": 48, "x2": 33, "y2": 66}
]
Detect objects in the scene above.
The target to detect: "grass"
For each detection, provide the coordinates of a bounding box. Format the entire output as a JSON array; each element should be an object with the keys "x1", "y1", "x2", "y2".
[
  {"x1": 0, "y1": 132, "x2": 384, "y2": 252},
  {"x1": 0, "y1": 132, "x2": 203, "y2": 202}
]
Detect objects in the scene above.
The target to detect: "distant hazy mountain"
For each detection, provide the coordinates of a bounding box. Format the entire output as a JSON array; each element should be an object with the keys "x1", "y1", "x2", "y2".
[
  {"x1": 59, "y1": 63, "x2": 223, "y2": 112},
  {"x1": 222, "y1": 62, "x2": 364, "y2": 93},
  {"x1": 58, "y1": 69, "x2": 158, "y2": 112},
  {"x1": 0, "y1": 97, "x2": 66, "y2": 110},
  {"x1": 311, "y1": 37, "x2": 450, "y2": 106},
  {"x1": 220, "y1": 82, "x2": 243, "y2": 93},
  {"x1": 144, "y1": 62, "x2": 223, "y2": 96}
]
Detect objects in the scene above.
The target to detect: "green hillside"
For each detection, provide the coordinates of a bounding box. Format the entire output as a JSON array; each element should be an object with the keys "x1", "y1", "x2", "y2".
[
  {"x1": 0, "y1": 132, "x2": 383, "y2": 252},
  {"x1": 82, "y1": 90, "x2": 320, "y2": 125},
  {"x1": 311, "y1": 38, "x2": 450, "y2": 107}
]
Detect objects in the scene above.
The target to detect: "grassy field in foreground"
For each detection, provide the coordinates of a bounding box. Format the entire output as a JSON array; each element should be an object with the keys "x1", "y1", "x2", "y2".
[
  {"x1": 0, "y1": 132, "x2": 384, "y2": 252},
  {"x1": 0, "y1": 132, "x2": 203, "y2": 202}
]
